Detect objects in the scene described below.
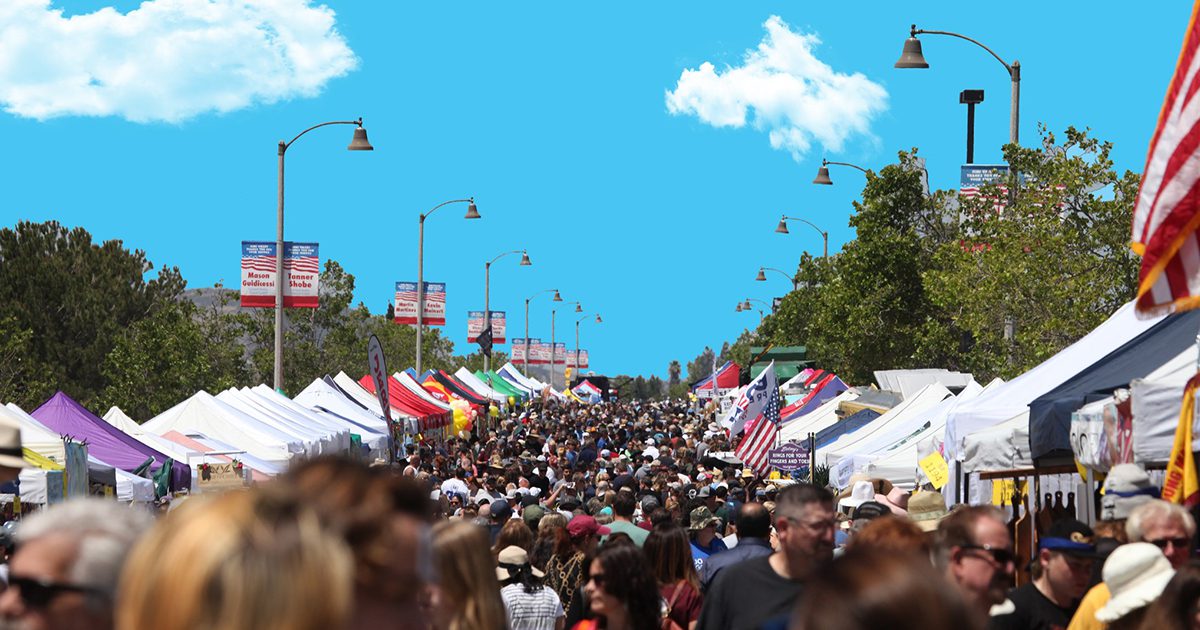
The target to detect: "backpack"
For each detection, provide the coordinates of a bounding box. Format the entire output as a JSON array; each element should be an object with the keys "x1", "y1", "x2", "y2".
[{"x1": 661, "y1": 582, "x2": 687, "y2": 630}]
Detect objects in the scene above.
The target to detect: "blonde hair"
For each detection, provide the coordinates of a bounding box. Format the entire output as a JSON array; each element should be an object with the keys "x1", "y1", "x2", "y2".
[
  {"x1": 431, "y1": 521, "x2": 507, "y2": 630},
  {"x1": 116, "y1": 490, "x2": 353, "y2": 630}
]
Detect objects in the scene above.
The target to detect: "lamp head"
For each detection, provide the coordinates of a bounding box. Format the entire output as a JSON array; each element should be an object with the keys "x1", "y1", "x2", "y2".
[
  {"x1": 464, "y1": 200, "x2": 481, "y2": 219},
  {"x1": 595, "y1": 315, "x2": 602, "y2": 324},
  {"x1": 736, "y1": 303, "x2": 744, "y2": 312},
  {"x1": 895, "y1": 27, "x2": 929, "y2": 69},
  {"x1": 553, "y1": 290, "x2": 562, "y2": 302},
  {"x1": 742, "y1": 300, "x2": 752, "y2": 310},
  {"x1": 575, "y1": 304, "x2": 583, "y2": 313},
  {"x1": 812, "y1": 165, "x2": 833, "y2": 185},
  {"x1": 347, "y1": 122, "x2": 374, "y2": 151},
  {"x1": 775, "y1": 217, "x2": 790, "y2": 234},
  {"x1": 520, "y1": 251, "x2": 531, "y2": 266},
  {"x1": 756, "y1": 268, "x2": 767, "y2": 282}
]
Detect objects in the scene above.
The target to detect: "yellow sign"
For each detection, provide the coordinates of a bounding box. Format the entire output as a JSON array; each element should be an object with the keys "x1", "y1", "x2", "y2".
[
  {"x1": 991, "y1": 480, "x2": 1028, "y2": 506},
  {"x1": 919, "y1": 452, "x2": 951, "y2": 490},
  {"x1": 103, "y1": 486, "x2": 114, "y2": 498}
]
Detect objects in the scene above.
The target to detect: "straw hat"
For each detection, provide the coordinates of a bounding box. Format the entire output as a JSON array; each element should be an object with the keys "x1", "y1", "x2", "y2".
[
  {"x1": 0, "y1": 413, "x2": 25, "y2": 470},
  {"x1": 496, "y1": 546, "x2": 543, "y2": 580},
  {"x1": 1096, "y1": 543, "x2": 1175, "y2": 622},
  {"x1": 907, "y1": 491, "x2": 949, "y2": 532}
]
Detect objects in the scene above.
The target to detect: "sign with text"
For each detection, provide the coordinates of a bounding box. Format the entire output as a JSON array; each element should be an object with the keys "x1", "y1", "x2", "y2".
[
  {"x1": 530, "y1": 340, "x2": 551, "y2": 365},
  {"x1": 512, "y1": 338, "x2": 538, "y2": 364},
  {"x1": 394, "y1": 282, "x2": 446, "y2": 326},
  {"x1": 551, "y1": 342, "x2": 567, "y2": 366},
  {"x1": 919, "y1": 452, "x2": 951, "y2": 490},
  {"x1": 240, "y1": 241, "x2": 320, "y2": 308},
  {"x1": 197, "y1": 462, "x2": 246, "y2": 492},
  {"x1": 467, "y1": 311, "x2": 506, "y2": 344},
  {"x1": 767, "y1": 442, "x2": 810, "y2": 472},
  {"x1": 367, "y1": 334, "x2": 391, "y2": 424}
]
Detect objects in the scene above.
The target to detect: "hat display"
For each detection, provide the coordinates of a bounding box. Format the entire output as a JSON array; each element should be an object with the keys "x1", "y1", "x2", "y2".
[
  {"x1": 1096, "y1": 542, "x2": 1175, "y2": 622},
  {"x1": 838, "y1": 480, "x2": 875, "y2": 512},
  {"x1": 566, "y1": 514, "x2": 611, "y2": 538},
  {"x1": 496, "y1": 545, "x2": 544, "y2": 580},
  {"x1": 1101, "y1": 464, "x2": 1159, "y2": 521},
  {"x1": 907, "y1": 491, "x2": 949, "y2": 532},
  {"x1": 0, "y1": 413, "x2": 25, "y2": 470},
  {"x1": 851, "y1": 501, "x2": 890, "y2": 521},
  {"x1": 689, "y1": 506, "x2": 720, "y2": 531},
  {"x1": 876, "y1": 487, "x2": 910, "y2": 516},
  {"x1": 1041, "y1": 519, "x2": 1098, "y2": 557}
]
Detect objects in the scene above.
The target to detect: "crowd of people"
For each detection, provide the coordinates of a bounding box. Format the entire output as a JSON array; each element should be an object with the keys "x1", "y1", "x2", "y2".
[{"x1": 0, "y1": 398, "x2": 1197, "y2": 630}]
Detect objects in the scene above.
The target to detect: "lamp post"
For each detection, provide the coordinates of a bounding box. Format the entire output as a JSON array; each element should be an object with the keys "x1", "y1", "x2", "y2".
[
  {"x1": 274, "y1": 118, "x2": 373, "y2": 392},
  {"x1": 484, "y1": 249, "x2": 531, "y2": 376},
  {"x1": 554, "y1": 301, "x2": 582, "y2": 390},
  {"x1": 757, "y1": 266, "x2": 798, "y2": 291},
  {"x1": 524, "y1": 289, "x2": 561, "y2": 375},
  {"x1": 776, "y1": 215, "x2": 829, "y2": 259},
  {"x1": 812, "y1": 158, "x2": 869, "y2": 186},
  {"x1": 895, "y1": 24, "x2": 1021, "y2": 145},
  {"x1": 575, "y1": 313, "x2": 601, "y2": 380},
  {"x1": 416, "y1": 199, "x2": 480, "y2": 376},
  {"x1": 737, "y1": 300, "x2": 765, "y2": 323}
]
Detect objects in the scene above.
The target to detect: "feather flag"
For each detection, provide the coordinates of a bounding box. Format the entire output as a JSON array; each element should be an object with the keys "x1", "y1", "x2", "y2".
[
  {"x1": 1132, "y1": 2, "x2": 1200, "y2": 315},
  {"x1": 1163, "y1": 373, "x2": 1200, "y2": 506}
]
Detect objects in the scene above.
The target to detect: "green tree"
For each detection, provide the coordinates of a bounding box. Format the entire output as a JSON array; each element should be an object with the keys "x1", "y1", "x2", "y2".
[
  {"x1": 685, "y1": 346, "x2": 717, "y2": 384},
  {"x1": 922, "y1": 127, "x2": 1139, "y2": 378},
  {"x1": 0, "y1": 316, "x2": 53, "y2": 407},
  {"x1": 0, "y1": 221, "x2": 185, "y2": 409}
]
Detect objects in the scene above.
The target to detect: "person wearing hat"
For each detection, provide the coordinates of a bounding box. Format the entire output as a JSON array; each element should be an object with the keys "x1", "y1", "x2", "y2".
[
  {"x1": 1068, "y1": 498, "x2": 1196, "y2": 630},
  {"x1": 489, "y1": 499, "x2": 515, "y2": 545},
  {"x1": 992, "y1": 518, "x2": 1098, "y2": 630},
  {"x1": 688, "y1": 506, "x2": 727, "y2": 566},
  {"x1": 496, "y1": 545, "x2": 565, "y2": 630},
  {"x1": 0, "y1": 412, "x2": 24, "y2": 485},
  {"x1": 1094, "y1": 542, "x2": 1175, "y2": 628},
  {"x1": 545, "y1": 515, "x2": 610, "y2": 619}
]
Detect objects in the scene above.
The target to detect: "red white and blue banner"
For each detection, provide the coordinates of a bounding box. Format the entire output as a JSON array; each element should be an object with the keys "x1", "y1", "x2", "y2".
[
  {"x1": 240, "y1": 241, "x2": 320, "y2": 308},
  {"x1": 467, "y1": 311, "x2": 506, "y2": 344},
  {"x1": 551, "y1": 342, "x2": 567, "y2": 366},
  {"x1": 530, "y1": 341, "x2": 551, "y2": 365},
  {"x1": 511, "y1": 338, "x2": 538, "y2": 364},
  {"x1": 566, "y1": 349, "x2": 589, "y2": 369},
  {"x1": 395, "y1": 282, "x2": 446, "y2": 326}
]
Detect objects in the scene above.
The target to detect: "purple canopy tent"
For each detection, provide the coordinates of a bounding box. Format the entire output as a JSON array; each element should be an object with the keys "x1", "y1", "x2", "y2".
[{"x1": 32, "y1": 392, "x2": 190, "y2": 491}]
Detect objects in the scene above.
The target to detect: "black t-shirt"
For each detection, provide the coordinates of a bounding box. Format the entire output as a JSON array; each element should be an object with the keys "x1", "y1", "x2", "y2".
[
  {"x1": 696, "y1": 555, "x2": 803, "y2": 630},
  {"x1": 990, "y1": 583, "x2": 1076, "y2": 630}
]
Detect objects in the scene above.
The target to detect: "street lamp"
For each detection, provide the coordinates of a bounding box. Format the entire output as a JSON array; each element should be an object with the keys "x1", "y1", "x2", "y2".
[
  {"x1": 776, "y1": 215, "x2": 829, "y2": 258},
  {"x1": 896, "y1": 24, "x2": 1021, "y2": 145},
  {"x1": 575, "y1": 313, "x2": 601, "y2": 379},
  {"x1": 757, "y1": 266, "x2": 798, "y2": 291},
  {"x1": 416, "y1": 198, "x2": 480, "y2": 375},
  {"x1": 523, "y1": 289, "x2": 561, "y2": 375},
  {"x1": 812, "y1": 158, "x2": 869, "y2": 186},
  {"x1": 551, "y1": 300, "x2": 581, "y2": 390},
  {"x1": 273, "y1": 117, "x2": 373, "y2": 392},
  {"x1": 739, "y1": 298, "x2": 767, "y2": 322},
  {"x1": 484, "y1": 249, "x2": 531, "y2": 375}
]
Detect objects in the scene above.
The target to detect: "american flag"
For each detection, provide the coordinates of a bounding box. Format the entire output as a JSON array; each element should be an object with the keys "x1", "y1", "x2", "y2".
[
  {"x1": 735, "y1": 371, "x2": 781, "y2": 476},
  {"x1": 1132, "y1": 4, "x2": 1200, "y2": 316}
]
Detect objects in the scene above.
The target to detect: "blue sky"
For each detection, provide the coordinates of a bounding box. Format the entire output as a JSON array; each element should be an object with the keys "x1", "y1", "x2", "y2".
[{"x1": 0, "y1": 1, "x2": 1191, "y2": 379}]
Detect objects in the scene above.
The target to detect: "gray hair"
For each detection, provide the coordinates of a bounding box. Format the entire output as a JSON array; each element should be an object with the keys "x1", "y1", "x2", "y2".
[
  {"x1": 15, "y1": 498, "x2": 155, "y2": 601},
  {"x1": 1126, "y1": 499, "x2": 1197, "y2": 541}
]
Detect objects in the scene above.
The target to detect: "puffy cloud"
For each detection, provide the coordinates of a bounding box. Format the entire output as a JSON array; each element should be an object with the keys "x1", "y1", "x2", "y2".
[
  {"x1": 0, "y1": 0, "x2": 357, "y2": 123},
  {"x1": 666, "y1": 16, "x2": 887, "y2": 160}
]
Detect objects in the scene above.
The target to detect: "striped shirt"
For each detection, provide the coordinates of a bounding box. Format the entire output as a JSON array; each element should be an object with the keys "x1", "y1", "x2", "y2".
[{"x1": 501, "y1": 583, "x2": 564, "y2": 630}]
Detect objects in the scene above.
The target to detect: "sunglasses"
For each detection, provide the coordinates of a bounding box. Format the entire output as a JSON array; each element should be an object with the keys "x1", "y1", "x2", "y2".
[
  {"x1": 588, "y1": 572, "x2": 608, "y2": 587},
  {"x1": 1147, "y1": 537, "x2": 1191, "y2": 551},
  {"x1": 960, "y1": 544, "x2": 1017, "y2": 566},
  {"x1": 7, "y1": 576, "x2": 103, "y2": 608}
]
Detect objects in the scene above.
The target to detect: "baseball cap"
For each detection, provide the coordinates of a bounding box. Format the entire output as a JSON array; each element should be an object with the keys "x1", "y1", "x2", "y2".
[
  {"x1": 490, "y1": 499, "x2": 513, "y2": 521},
  {"x1": 851, "y1": 501, "x2": 891, "y2": 521},
  {"x1": 1041, "y1": 518, "x2": 1098, "y2": 556},
  {"x1": 567, "y1": 515, "x2": 611, "y2": 538}
]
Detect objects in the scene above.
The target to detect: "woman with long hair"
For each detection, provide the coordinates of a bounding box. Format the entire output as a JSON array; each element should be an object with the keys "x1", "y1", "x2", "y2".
[
  {"x1": 430, "y1": 520, "x2": 508, "y2": 630},
  {"x1": 577, "y1": 544, "x2": 662, "y2": 630},
  {"x1": 116, "y1": 488, "x2": 354, "y2": 630},
  {"x1": 547, "y1": 516, "x2": 609, "y2": 616},
  {"x1": 498, "y1": 545, "x2": 566, "y2": 630},
  {"x1": 643, "y1": 523, "x2": 703, "y2": 630},
  {"x1": 532, "y1": 512, "x2": 568, "y2": 572}
]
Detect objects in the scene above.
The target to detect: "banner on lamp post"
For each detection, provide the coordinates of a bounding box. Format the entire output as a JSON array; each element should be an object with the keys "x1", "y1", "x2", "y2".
[
  {"x1": 551, "y1": 342, "x2": 567, "y2": 366},
  {"x1": 530, "y1": 341, "x2": 551, "y2": 365},
  {"x1": 511, "y1": 338, "x2": 532, "y2": 364},
  {"x1": 394, "y1": 282, "x2": 446, "y2": 326},
  {"x1": 467, "y1": 311, "x2": 506, "y2": 344},
  {"x1": 240, "y1": 241, "x2": 320, "y2": 308}
]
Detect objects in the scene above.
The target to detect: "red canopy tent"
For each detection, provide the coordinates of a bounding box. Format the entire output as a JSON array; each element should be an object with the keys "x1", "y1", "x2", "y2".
[
  {"x1": 359, "y1": 375, "x2": 451, "y2": 432},
  {"x1": 691, "y1": 361, "x2": 741, "y2": 392}
]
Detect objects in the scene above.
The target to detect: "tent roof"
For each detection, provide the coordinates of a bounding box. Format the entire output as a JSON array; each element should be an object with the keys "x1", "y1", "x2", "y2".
[
  {"x1": 691, "y1": 361, "x2": 740, "y2": 391},
  {"x1": 781, "y1": 376, "x2": 849, "y2": 422},
  {"x1": 822, "y1": 383, "x2": 955, "y2": 469},
  {"x1": 454, "y1": 368, "x2": 510, "y2": 403},
  {"x1": 944, "y1": 302, "x2": 1163, "y2": 461},
  {"x1": 33, "y1": 392, "x2": 190, "y2": 491},
  {"x1": 1029, "y1": 308, "x2": 1200, "y2": 460},
  {"x1": 143, "y1": 391, "x2": 304, "y2": 467}
]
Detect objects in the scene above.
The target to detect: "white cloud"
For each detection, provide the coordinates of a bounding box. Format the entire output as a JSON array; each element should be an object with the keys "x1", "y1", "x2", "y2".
[
  {"x1": 666, "y1": 16, "x2": 887, "y2": 160},
  {"x1": 0, "y1": 0, "x2": 358, "y2": 123}
]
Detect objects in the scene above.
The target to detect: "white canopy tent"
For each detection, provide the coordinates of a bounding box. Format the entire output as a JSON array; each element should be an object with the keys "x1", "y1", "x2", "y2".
[
  {"x1": 214, "y1": 388, "x2": 338, "y2": 457},
  {"x1": 778, "y1": 390, "x2": 859, "y2": 445},
  {"x1": 295, "y1": 378, "x2": 391, "y2": 435},
  {"x1": 822, "y1": 383, "x2": 954, "y2": 471},
  {"x1": 256, "y1": 384, "x2": 388, "y2": 461},
  {"x1": 103, "y1": 406, "x2": 237, "y2": 492},
  {"x1": 143, "y1": 391, "x2": 305, "y2": 468},
  {"x1": 943, "y1": 302, "x2": 1163, "y2": 463},
  {"x1": 874, "y1": 369, "x2": 975, "y2": 398}
]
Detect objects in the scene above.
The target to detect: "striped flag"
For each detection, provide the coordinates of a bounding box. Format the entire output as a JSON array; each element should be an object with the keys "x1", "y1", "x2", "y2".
[
  {"x1": 1132, "y1": 3, "x2": 1200, "y2": 315},
  {"x1": 734, "y1": 365, "x2": 781, "y2": 475}
]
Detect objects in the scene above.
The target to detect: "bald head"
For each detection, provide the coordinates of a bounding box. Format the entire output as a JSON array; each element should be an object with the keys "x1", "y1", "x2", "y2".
[{"x1": 738, "y1": 502, "x2": 772, "y2": 539}]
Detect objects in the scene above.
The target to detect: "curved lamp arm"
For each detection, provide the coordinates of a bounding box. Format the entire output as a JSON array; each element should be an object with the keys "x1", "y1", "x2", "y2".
[
  {"x1": 912, "y1": 26, "x2": 1015, "y2": 77},
  {"x1": 282, "y1": 118, "x2": 364, "y2": 153},
  {"x1": 823, "y1": 159, "x2": 868, "y2": 173}
]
